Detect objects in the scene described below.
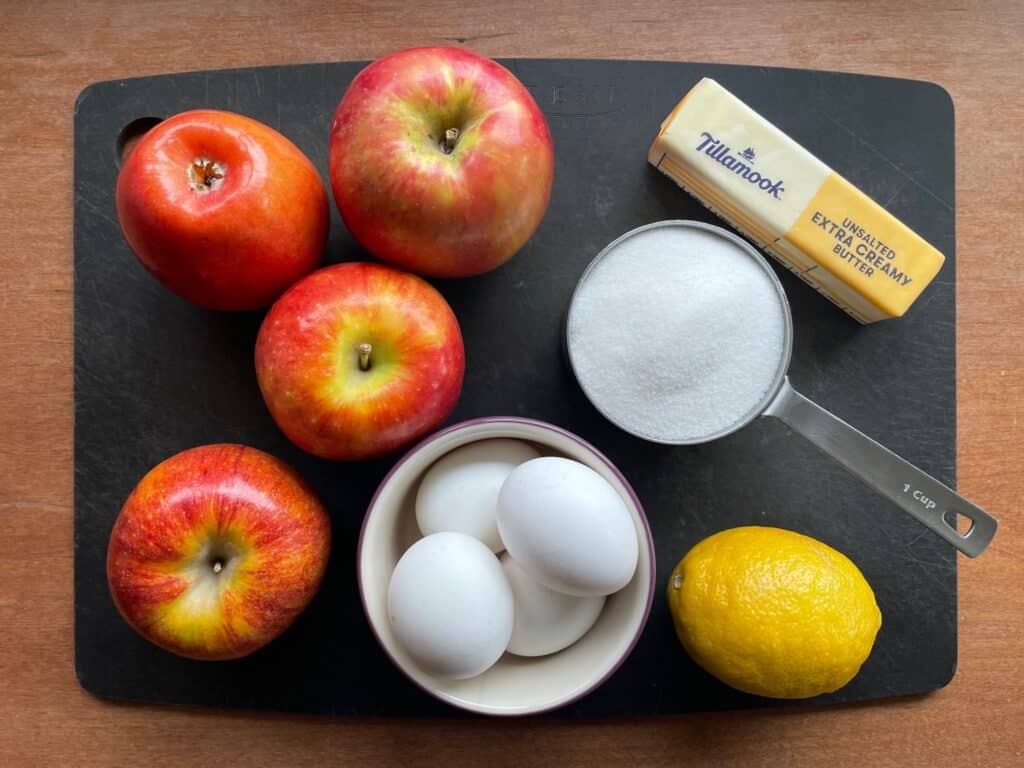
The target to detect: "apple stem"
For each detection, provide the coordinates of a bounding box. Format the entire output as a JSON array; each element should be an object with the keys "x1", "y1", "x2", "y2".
[
  {"x1": 212, "y1": 560, "x2": 223, "y2": 574},
  {"x1": 188, "y1": 158, "x2": 225, "y2": 192},
  {"x1": 443, "y1": 127, "x2": 459, "y2": 154},
  {"x1": 358, "y1": 342, "x2": 372, "y2": 372}
]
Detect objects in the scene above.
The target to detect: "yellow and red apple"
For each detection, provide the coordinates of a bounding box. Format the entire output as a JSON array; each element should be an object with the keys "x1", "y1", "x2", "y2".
[
  {"x1": 329, "y1": 46, "x2": 554, "y2": 277},
  {"x1": 107, "y1": 444, "x2": 331, "y2": 660},
  {"x1": 255, "y1": 262, "x2": 465, "y2": 461},
  {"x1": 116, "y1": 109, "x2": 329, "y2": 310}
]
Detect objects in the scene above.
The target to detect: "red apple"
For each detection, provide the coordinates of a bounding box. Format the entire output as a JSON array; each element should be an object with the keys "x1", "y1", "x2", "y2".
[
  {"x1": 116, "y1": 109, "x2": 329, "y2": 310},
  {"x1": 329, "y1": 46, "x2": 554, "y2": 278},
  {"x1": 255, "y1": 262, "x2": 464, "y2": 460},
  {"x1": 107, "y1": 444, "x2": 330, "y2": 660}
]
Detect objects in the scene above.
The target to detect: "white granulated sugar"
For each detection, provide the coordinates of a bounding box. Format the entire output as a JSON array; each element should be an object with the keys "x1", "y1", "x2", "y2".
[{"x1": 567, "y1": 226, "x2": 787, "y2": 442}]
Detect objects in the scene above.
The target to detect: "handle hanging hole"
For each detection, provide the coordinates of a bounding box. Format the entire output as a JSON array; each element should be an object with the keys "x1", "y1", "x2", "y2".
[
  {"x1": 942, "y1": 509, "x2": 975, "y2": 537},
  {"x1": 115, "y1": 116, "x2": 164, "y2": 167}
]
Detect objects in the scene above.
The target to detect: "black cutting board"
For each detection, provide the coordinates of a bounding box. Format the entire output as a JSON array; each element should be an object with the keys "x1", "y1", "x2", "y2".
[{"x1": 74, "y1": 60, "x2": 957, "y2": 716}]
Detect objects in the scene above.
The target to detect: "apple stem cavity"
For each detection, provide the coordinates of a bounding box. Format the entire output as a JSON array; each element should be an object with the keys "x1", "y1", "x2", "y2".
[
  {"x1": 442, "y1": 127, "x2": 460, "y2": 154},
  {"x1": 358, "y1": 342, "x2": 373, "y2": 372},
  {"x1": 188, "y1": 157, "x2": 225, "y2": 192}
]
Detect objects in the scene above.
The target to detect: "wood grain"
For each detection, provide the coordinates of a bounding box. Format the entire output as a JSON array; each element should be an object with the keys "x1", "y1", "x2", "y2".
[{"x1": 1, "y1": 1, "x2": 1021, "y2": 765}]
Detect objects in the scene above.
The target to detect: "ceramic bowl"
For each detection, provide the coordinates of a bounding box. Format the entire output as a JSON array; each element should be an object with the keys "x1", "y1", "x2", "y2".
[{"x1": 358, "y1": 417, "x2": 655, "y2": 716}]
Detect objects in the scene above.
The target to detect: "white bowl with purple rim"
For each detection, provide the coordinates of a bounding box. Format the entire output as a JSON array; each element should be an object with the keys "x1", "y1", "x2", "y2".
[{"x1": 358, "y1": 417, "x2": 656, "y2": 716}]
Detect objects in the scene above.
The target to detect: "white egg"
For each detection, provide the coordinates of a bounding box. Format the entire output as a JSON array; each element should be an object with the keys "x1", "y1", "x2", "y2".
[
  {"x1": 387, "y1": 532, "x2": 513, "y2": 679},
  {"x1": 497, "y1": 456, "x2": 639, "y2": 597},
  {"x1": 415, "y1": 439, "x2": 541, "y2": 553},
  {"x1": 501, "y1": 552, "x2": 605, "y2": 657}
]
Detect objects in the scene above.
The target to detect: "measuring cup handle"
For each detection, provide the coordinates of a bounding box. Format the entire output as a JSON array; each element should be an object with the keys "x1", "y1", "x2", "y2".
[{"x1": 763, "y1": 378, "x2": 997, "y2": 557}]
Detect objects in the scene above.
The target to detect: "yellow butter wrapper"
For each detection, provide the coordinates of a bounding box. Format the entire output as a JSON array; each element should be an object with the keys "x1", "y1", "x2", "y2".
[{"x1": 649, "y1": 78, "x2": 945, "y2": 323}]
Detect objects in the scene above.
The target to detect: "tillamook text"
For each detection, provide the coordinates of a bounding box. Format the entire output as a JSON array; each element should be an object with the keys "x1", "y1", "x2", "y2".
[{"x1": 695, "y1": 132, "x2": 785, "y2": 199}]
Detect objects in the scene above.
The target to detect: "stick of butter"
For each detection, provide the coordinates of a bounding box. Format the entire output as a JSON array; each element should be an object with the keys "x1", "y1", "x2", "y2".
[{"x1": 648, "y1": 78, "x2": 944, "y2": 323}]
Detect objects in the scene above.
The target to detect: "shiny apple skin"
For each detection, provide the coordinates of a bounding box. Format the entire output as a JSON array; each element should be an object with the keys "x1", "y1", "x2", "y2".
[
  {"x1": 116, "y1": 110, "x2": 329, "y2": 310},
  {"x1": 255, "y1": 262, "x2": 465, "y2": 461},
  {"x1": 106, "y1": 444, "x2": 331, "y2": 661},
  {"x1": 329, "y1": 46, "x2": 554, "y2": 278}
]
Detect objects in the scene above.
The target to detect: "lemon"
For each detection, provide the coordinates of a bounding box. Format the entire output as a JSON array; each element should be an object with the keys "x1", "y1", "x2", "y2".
[{"x1": 667, "y1": 526, "x2": 881, "y2": 699}]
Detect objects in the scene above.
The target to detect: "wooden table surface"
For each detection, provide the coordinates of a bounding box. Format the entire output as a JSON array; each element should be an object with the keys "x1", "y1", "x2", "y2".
[{"x1": 2, "y1": 1, "x2": 1022, "y2": 765}]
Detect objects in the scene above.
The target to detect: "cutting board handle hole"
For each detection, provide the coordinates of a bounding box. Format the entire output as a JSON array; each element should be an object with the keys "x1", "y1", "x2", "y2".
[{"x1": 115, "y1": 117, "x2": 163, "y2": 167}]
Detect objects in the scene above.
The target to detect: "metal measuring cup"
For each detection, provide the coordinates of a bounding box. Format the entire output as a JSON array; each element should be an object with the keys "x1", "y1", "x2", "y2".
[{"x1": 566, "y1": 220, "x2": 997, "y2": 557}]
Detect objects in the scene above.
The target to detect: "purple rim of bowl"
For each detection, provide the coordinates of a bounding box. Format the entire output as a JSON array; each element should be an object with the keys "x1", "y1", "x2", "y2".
[{"x1": 357, "y1": 416, "x2": 657, "y2": 717}]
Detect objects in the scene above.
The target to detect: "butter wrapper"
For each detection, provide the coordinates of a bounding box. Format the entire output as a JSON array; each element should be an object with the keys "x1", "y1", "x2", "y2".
[{"x1": 649, "y1": 78, "x2": 944, "y2": 323}]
